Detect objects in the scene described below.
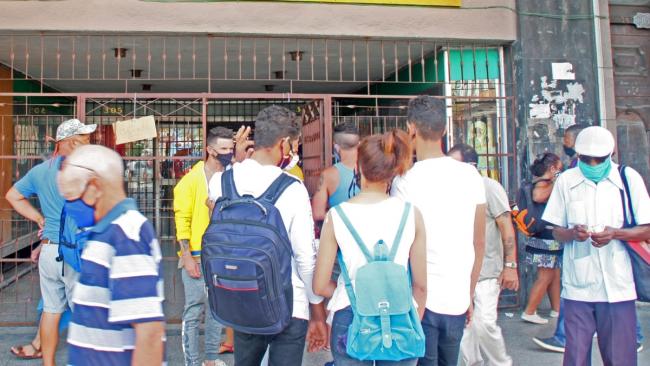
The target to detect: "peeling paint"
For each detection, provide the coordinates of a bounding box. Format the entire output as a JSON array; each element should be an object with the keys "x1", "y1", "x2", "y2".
[{"x1": 529, "y1": 75, "x2": 585, "y2": 129}]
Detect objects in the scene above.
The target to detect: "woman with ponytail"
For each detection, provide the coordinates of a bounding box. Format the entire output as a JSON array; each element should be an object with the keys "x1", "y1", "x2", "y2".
[{"x1": 313, "y1": 129, "x2": 427, "y2": 365}]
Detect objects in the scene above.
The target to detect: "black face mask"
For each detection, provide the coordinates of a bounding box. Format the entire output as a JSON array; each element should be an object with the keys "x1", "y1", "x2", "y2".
[
  {"x1": 563, "y1": 145, "x2": 576, "y2": 158},
  {"x1": 216, "y1": 152, "x2": 233, "y2": 168}
]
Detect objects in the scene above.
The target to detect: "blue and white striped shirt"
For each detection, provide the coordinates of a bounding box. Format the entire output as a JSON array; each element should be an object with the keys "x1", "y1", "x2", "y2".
[{"x1": 67, "y1": 198, "x2": 165, "y2": 366}]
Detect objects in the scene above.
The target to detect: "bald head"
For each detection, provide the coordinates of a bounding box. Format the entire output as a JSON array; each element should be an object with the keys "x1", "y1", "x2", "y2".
[{"x1": 58, "y1": 145, "x2": 125, "y2": 200}]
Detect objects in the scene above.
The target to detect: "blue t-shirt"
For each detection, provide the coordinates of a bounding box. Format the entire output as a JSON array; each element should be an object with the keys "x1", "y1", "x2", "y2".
[
  {"x1": 67, "y1": 198, "x2": 165, "y2": 366},
  {"x1": 14, "y1": 157, "x2": 64, "y2": 243}
]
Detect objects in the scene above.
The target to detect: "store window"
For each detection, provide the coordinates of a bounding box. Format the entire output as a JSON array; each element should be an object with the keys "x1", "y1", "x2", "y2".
[{"x1": 442, "y1": 47, "x2": 512, "y2": 189}]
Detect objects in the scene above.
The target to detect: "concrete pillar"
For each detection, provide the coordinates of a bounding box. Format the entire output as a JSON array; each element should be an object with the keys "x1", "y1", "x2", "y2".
[{"x1": 513, "y1": 0, "x2": 603, "y2": 309}]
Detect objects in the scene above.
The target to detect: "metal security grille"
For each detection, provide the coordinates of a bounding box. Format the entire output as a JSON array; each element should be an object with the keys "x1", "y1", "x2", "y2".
[
  {"x1": 0, "y1": 97, "x2": 76, "y2": 325},
  {"x1": 0, "y1": 32, "x2": 519, "y2": 324},
  {"x1": 0, "y1": 34, "x2": 512, "y2": 95}
]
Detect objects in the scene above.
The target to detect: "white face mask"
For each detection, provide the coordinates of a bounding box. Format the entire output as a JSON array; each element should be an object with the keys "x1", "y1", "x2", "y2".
[{"x1": 283, "y1": 153, "x2": 300, "y2": 171}]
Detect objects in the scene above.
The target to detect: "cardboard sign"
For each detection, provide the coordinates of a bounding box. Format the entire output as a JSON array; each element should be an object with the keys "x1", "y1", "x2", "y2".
[{"x1": 113, "y1": 116, "x2": 158, "y2": 145}]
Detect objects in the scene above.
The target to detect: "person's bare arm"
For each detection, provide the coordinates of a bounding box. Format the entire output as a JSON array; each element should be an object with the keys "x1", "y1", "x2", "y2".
[
  {"x1": 132, "y1": 321, "x2": 165, "y2": 366},
  {"x1": 532, "y1": 180, "x2": 554, "y2": 203},
  {"x1": 311, "y1": 168, "x2": 334, "y2": 222},
  {"x1": 495, "y1": 212, "x2": 519, "y2": 291},
  {"x1": 5, "y1": 187, "x2": 44, "y2": 228},
  {"x1": 553, "y1": 225, "x2": 590, "y2": 243},
  {"x1": 313, "y1": 212, "x2": 338, "y2": 297},
  {"x1": 590, "y1": 224, "x2": 650, "y2": 248},
  {"x1": 409, "y1": 208, "x2": 427, "y2": 319},
  {"x1": 470, "y1": 204, "x2": 487, "y2": 297}
]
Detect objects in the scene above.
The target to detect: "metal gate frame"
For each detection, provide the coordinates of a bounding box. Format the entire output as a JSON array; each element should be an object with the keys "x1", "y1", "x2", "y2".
[{"x1": 0, "y1": 91, "x2": 518, "y2": 325}]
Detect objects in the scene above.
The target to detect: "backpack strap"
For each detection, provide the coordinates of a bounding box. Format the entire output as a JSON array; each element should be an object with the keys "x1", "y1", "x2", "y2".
[
  {"x1": 333, "y1": 205, "x2": 373, "y2": 263},
  {"x1": 221, "y1": 169, "x2": 241, "y2": 200},
  {"x1": 337, "y1": 250, "x2": 358, "y2": 310},
  {"x1": 618, "y1": 165, "x2": 637, "y2": 227},
  {"x1": 258, "y1": 173, "x2": 298, "y2": 205},
  {"x1": 388, "y1": 202, "x2": 412, "y2": 262},
  {"x1": 56, "y1": 207, "x2": 66, "y2": 276}
]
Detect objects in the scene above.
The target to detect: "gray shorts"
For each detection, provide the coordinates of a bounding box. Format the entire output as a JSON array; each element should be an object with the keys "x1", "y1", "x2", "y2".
[{"x1": 38, "y1": 243, "x2": 78, "y2": 313}]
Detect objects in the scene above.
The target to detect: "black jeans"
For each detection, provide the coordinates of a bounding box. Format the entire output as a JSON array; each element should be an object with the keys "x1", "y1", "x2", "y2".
[
  {"x1": 418, "y1": 309, "x2": 466, "y2": 366},
  {"x1": 233, "y1": 317, "x2": 309, "y2": 366}
]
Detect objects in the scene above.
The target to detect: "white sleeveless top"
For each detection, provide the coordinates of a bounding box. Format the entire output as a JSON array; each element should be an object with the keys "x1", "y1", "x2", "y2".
[{"x1": 327, "y1": 197, "x2": 416, "y2": 316}]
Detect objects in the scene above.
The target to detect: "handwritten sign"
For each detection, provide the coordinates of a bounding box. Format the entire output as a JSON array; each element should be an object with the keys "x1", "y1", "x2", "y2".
[{"x1": 113, "y1": 115, "x2": 158, "y2": 145}]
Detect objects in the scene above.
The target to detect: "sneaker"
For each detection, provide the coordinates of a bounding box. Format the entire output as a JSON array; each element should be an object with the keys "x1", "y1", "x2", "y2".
[
  {"x1": 549, "y1": 310, "x2": 559, "y2": 318},
  {"x1": 532, "y1": 336, "x2": 565, "y2": 353},
  {"x1": 521, "y1": 312, "x2": 549, "y2": 324},
  {"x1": 638, "y1": 343, "x2": 644, "y2": 353}
]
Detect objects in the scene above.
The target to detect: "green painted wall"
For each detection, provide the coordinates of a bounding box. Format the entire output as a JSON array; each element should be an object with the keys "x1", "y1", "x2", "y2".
[{"x1": 365, "y1": 48, "x2": 500, "y2": 95}]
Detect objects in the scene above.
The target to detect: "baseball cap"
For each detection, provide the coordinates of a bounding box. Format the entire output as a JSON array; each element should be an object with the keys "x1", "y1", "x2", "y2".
[
  {"x1": 574, "y1": 126, "x2": 615, "y2": 157},
  {"x1": 55, "y1": 119, "x2": 97, "y2": 142}
]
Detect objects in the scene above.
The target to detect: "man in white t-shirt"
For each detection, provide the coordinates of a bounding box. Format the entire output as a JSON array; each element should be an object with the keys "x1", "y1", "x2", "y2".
[
  {"x1": 207, "y1": 106, "x2": 327, "y2": 366},
  {"x1": 392, "y1": 96, "x2": 487, "y2": 366},
  {"x1": 449, "y1": 144, "x2": 518, "y2": 366}
]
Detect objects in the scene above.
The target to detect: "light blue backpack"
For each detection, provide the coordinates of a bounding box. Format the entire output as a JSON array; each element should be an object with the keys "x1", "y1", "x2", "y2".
[{"x1": 335, "y1": 202, "x2": 425, "y2": 361}]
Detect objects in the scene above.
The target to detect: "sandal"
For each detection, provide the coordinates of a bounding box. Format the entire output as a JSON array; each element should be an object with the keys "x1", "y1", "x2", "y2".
[
  {"x1": 217, "y1": 342, "x2": 234, "y2": 354},
  {"x1": 10, "y1": 342, "x2": 42, "y2": 359}
]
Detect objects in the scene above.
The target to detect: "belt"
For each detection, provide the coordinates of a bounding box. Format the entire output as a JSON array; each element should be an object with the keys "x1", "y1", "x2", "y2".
[{"x1": 41, "y1": 239, "x2": 56, "y2": 244}]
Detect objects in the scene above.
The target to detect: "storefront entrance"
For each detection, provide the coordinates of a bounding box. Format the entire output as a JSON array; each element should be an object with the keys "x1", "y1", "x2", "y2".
[{"x1": 0, "y1": 33, "x2": 517, "y2": 324}]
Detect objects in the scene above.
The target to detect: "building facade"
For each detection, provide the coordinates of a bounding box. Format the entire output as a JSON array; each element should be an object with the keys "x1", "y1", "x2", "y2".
[{"x1": 0, "y1": 0, "x2": 647, "y2": 324}]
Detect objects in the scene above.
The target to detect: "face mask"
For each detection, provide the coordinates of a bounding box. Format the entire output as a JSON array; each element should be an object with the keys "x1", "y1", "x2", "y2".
[
  {"x1": 578, "y1": 157, "x2": 612, "y2": 184},
  {"x1": 563, "y1": 146, "x2": 576, "y2": 158},
  {"x1": 281, "y1": 153, "x2": 299, "y2": 171},
  {"x1": 216, "y1": 153, "x2": 233, "y2": 168},
  {"x1": 64, "y1": 197, "x2": 95, "y2": 228}
]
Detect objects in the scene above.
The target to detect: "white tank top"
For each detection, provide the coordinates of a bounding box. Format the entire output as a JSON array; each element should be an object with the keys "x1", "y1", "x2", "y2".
[{"x1": 327, "y1": 197, "x2": 416, "y2": 315}]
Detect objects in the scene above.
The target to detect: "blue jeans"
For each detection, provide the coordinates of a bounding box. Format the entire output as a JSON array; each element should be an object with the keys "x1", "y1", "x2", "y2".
[
  {"x1": 234, "y1": 317, "x2": 308, "y2": 366},
  {"x1": 330, "y1": 307, "x2": 418, "y2": 366},
  {"x1": 553, "y1": 298, "x2": 644, "y2": 345},
  {"x1": 418, "y1": 309, "x2": 466, "y2": 366},
  {"x1": 181, "y1": 269, "x2": 223, "y2": 366}
]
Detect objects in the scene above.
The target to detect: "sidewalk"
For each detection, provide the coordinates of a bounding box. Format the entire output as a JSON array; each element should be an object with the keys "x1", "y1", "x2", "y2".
[{"x1": 1, "y1": 305, "x2": 648, "y2": 365}]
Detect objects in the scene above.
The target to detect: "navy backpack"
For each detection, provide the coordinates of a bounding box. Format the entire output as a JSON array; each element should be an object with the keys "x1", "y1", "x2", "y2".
[{"x1": 202, "y1": 169, "x2": 297, "y2": 335}]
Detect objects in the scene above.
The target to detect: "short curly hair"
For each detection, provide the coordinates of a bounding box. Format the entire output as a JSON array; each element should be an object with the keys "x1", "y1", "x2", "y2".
[{"x1": 254, "y1": 105, "x2": 300, "y2": 149}]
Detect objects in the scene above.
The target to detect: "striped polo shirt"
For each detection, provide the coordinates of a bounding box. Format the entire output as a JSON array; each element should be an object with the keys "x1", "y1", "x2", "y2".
[{"x1": 67, "y1": 198, "x2": 165, "y2": 366}]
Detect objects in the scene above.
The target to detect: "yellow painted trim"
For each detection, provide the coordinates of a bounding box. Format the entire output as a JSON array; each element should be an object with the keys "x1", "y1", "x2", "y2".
[
  {"x1": 266, "y1": 0, "x2": 461, "y2": 5},
  {"x1": 154, "y1": 0, "x2": 463, "y2": 6}
]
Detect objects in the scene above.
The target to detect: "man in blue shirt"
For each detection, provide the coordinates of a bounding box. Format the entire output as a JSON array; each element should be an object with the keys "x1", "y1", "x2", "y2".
[
  {"x1": 6, "y1": 119, "x2": 95, "y2": 365},
  {"x1": 58, "y1": 144, "x2": 165, "y2": 366}
]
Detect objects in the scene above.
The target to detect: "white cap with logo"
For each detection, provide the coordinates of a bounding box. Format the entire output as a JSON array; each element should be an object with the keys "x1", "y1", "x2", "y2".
[{"x1": 574, "y1": 126, "x2": 615, "y2": 157}]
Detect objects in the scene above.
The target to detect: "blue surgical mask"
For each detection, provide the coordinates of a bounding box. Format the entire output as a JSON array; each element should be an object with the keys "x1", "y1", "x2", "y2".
[
  {"x1": 64, "y1": 198, "x2": 95, "y2": 228},
  {"x1": 578, "y1": 158, "x2": 612, "y2": 184}
]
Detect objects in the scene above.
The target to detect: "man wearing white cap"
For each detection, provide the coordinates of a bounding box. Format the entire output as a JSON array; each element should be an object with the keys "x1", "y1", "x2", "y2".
[
  {"x1": 542, "y1": 126, "x2": 650, "y2": 365},
  {"x1": 5, "y1": 119, "x2": 96, "y2": 365}
]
